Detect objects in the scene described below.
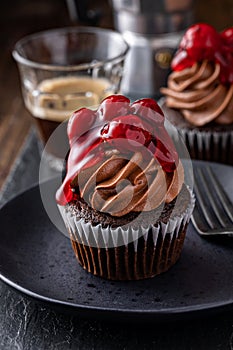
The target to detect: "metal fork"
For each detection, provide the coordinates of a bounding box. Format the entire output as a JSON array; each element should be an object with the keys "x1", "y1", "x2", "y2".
[{"x1": 191, "y1": 165, "x2": 233, "y2": 236}]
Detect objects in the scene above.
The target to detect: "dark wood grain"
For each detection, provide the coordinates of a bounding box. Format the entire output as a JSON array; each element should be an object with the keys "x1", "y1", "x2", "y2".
[
  {"x1": 0, "y1": 49, "x2": 31, "y2": 188},
  {"x1": 0, "y1": 1, "x2": 70, "y2": 190}
]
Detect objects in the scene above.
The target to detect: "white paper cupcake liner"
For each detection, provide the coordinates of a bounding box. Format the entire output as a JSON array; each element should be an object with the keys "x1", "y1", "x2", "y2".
[
  {"x1": 59, "y1": 188, "x2": 195, "y2": 249},
  {"x1": 159, "y1": 98, "x2": 233, "y2": 165},
  {"x1": 58, "y1": 188, "x2": 195, "y2": 280},
  {"x1": 178, "y1": 128, "x2": 233, "y2": 165}
]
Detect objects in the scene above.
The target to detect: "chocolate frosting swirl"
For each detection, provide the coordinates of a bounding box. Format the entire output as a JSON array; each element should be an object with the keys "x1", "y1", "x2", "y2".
[
  {"x1": 161, "y1": 60, "x2": 233, "y2": 126},
  {"x1": 73, "y1": 152, "x2": 184, "y2": 217}
]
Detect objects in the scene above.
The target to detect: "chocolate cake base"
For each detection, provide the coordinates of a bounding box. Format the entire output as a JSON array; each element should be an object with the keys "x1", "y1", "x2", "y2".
[
  {"x1": 70, "y1": 226, "x2": 187, "y2": 280},
  {"x1": 67, "y1": 185, "x2": 191, "y2": 228}
]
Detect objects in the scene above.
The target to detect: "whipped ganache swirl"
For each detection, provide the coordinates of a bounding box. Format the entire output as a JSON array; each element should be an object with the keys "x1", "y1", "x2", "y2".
[
  {"x1": 72, "y1": 151, "x2": 184, "y2": 217},
  {"x1": 161, "y1": 60, "x2": 233, "y2": 126}
]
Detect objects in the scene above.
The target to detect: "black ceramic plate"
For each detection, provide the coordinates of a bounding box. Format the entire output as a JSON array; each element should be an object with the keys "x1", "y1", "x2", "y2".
[{"x1": 0, "y1": 161, "x2": 233, "y2": 322}]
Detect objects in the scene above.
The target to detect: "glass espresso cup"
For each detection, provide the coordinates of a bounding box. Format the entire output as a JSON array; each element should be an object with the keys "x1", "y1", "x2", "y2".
[{"x1": 13, "y1": 26, "x2": 129, "y2": 169}]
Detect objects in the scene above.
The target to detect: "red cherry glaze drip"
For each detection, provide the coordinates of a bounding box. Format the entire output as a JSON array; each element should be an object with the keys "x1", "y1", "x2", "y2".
[
  {"x1": 56, "y1": 127, "x2": 104, "y2": 204},
  {"x1": 56, "y1": 96, "x2": 179, "y2": 205},
  {"x1": 62, "y1": 179, "x2": 78, "y2": 204},
  {"x1": 171, "y1": 23, "x2": 233, "y2": 84}
]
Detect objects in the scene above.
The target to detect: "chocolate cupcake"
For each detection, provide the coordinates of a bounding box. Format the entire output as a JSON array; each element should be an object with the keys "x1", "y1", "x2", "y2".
[
  {"x1": 56, "y1": 95, "x2": 195, "y2": 280},
  {"x1": 160, "y1": 23, "x2": 233, "y2": 165}
]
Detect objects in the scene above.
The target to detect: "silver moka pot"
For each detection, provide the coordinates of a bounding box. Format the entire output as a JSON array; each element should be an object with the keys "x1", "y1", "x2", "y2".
[{"x1": 110, "y1": 0, "x2": 195, "y2": 99}]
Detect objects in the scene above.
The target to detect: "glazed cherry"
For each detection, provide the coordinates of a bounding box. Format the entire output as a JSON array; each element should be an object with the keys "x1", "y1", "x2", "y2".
[
  {"x1": 67, "y1": 108, "x2": 96, "y2": 145},
  {"x1": 180, "y1": 23, "x2": 221, "y2": 61},
  {"x1": 171, "y1": 48, "x2": 196, "y2": 71},
  {"x1": 172, "y1": 23, "x2": 222, "y2": 72},
  {"x1": 101, "y1": 114, "x2": 152, "y2": 152},
  {"x1": 97, "y1": 95, "x2": 131, "y2": 122},
  {"x1": 131, "y1": 98, "x2": 164, "y2": 125},
  {"x1": 220, "y1": 27, "x2": 233, "y2": 83},
  {"x1": 221, "y1": 27, "x2": 233, "y2": 48},
  {"x1": 171, "y1": 23, "x2": 233, "y2": 84}
]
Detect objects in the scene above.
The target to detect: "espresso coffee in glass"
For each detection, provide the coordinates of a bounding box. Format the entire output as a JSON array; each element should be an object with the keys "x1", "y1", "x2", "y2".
[{"x1": 13, "y1": 27, "x2": 128, "y2": 169}]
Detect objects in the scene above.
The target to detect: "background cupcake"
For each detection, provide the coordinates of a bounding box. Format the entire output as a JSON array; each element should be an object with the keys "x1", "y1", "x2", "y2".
[
  {"x1": 160, "y1": 23, "x2": 233, "y2": 165},
  {"x1": 56, "y1": 95, "x2": 195, "y2": 280}
]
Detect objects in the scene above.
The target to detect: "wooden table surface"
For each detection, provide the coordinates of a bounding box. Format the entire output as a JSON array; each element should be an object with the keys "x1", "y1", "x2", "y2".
[
  {"x1": 0, "y1": 1, "x2": 66, "y2": 189},
  {"x1": 0, "y1": 0, "x2": 232, "y2": 190}
]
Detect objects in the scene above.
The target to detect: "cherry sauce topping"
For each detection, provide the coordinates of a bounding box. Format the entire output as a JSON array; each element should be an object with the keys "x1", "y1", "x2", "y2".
[
  {"x1": 67, "y1": 107, "x2": 96, "y2": 146},
  {"x1": 221, "y1": 27, "x2": 233, "y2": 48},
  {"x1": 56, "y1": 96, "x2": 179, "y2": 205},
  {"x1": 171, "y1": 23, "x2": 233, "y2": 84},
  {"x1": 97, "y1": 95, "x2": 131, "y2": 122}
]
